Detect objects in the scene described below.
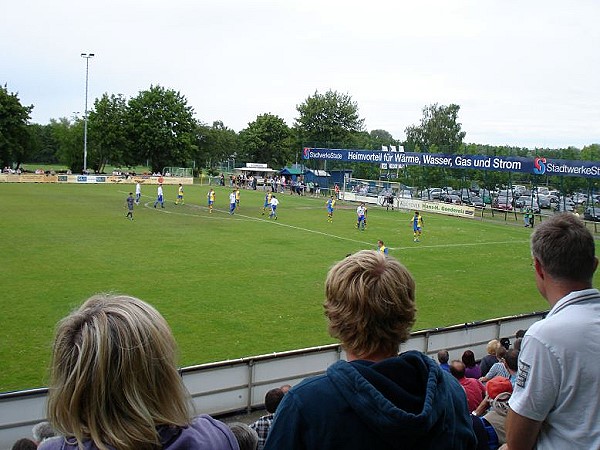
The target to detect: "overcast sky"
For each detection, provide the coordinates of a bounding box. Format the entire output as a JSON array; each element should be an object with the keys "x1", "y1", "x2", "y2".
[{"x1": 2, "y1": 0, "x2": 599, "y2": 150}]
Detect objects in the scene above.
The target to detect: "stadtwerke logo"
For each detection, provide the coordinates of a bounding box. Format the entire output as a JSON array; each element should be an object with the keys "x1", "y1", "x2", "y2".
[{"x1": 533, "y1": 157, "x2": 546, "y2": 175}]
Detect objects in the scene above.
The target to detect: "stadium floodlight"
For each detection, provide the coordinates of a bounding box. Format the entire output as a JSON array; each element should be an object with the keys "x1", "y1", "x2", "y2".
[{"x1": 81, "y1": 53, "x2": 95, "y2": 174}]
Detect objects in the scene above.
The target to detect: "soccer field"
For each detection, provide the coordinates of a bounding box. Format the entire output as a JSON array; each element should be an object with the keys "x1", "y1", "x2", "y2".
[{"x1": 1, "y1": 182, "x2": 553, "y2": 392}]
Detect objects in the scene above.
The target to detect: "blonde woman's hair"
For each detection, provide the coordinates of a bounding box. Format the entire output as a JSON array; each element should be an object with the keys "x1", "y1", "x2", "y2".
[
  {"x1": 324, "y1": 250, "x2": 416, "y2": 358},
  {"x1": 486, "y1": 339, "x2": 500, "y2": 355},
  {"x1": 46, "y1": 294, "x2": 191, "y2": 450}
]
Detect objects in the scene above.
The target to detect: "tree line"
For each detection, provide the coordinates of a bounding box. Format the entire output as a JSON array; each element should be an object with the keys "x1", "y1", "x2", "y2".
[{"x1": 1, "y1": 83, "x2": 598, "y2": 193}]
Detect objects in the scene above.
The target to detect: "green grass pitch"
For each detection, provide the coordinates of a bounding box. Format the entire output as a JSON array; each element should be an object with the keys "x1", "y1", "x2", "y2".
[{"x1": 1, "y1": 182, "x2": 555, "y2": 392}]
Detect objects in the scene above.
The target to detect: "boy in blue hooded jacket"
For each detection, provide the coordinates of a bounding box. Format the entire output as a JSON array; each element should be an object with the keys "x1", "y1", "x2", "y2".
[{"x1": 264, "y1": 250, "x2": 476, "y2": 450}]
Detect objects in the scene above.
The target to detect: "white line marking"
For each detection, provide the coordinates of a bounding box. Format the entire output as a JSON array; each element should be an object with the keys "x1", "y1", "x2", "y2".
[
  {"x1": 121, "y1": 191, "x2": 530, "y2": 249},
  {"x1": 389, "y1": 240, "x2": 529, "y2": 251}
]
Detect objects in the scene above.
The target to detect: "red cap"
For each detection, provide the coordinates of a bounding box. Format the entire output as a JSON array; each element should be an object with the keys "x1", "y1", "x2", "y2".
[{"x1": 486, "y1": 376, "x2": 513, "y2": 399}]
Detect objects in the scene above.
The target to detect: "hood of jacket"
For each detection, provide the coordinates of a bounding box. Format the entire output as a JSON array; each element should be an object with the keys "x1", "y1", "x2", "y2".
[{"x1": 327, "y1": 350, "x2": 472, "y2": 448}]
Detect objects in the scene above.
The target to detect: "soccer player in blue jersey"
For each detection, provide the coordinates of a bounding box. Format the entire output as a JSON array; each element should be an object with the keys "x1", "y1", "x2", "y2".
[
  {"x1": 411, "y1": 211, "x2": 423, "y2": 242},
  {"x1": 377, "y1": 240, "x2": 388, "y2": 255},
  {"x1": 262, "y1": 191, "x2": 273, "y2": 215},
  {"x1": 326, "y1": 196, "x2": 336, "y2": 222}
]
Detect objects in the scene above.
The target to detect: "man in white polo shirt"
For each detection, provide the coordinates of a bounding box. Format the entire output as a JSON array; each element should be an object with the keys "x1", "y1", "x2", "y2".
[{"x1": 505, "y1": 213, "x2": 600, "y2": 449}]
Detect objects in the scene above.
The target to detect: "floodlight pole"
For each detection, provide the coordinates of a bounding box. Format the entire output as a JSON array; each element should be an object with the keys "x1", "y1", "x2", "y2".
[{"x1": 81, "y1": 53, "x2": 95, "y2": 174}]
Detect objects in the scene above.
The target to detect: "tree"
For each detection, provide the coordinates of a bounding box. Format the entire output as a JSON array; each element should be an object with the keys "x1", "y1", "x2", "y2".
[
  {"x1": 581, "y1": 143, "x2": 600, "y2": 161},
  {"x1": 50, "y1": 117, "x2": 83, "y2": 172},
  {"x1": 28, "y1": 123, "x2": 60, "y2": 164},
  {"x1": 88, "y1": 93, "x2": 130, "y2": 173},
  {"x1": 127, "y1": 85, "x2": 197, "y2": 173},
  {"x1": 239, "y1": 113, "x2": 292, "y2": 167},
  {"x1": 295, "y1": 90, "x2": 365, "y2": 147},
  {"x1": 197, "y1": 120, "x2": 240, "y2": 171},
  {"x1": 404, "y1": 103, "x2": 466, "y2": 154},
  {"x1": 0, "y1": 84, "x2": 33, "y2": 169},
  {"x1": 368, "y1": 129, "x2": 400, "y2": 149}
]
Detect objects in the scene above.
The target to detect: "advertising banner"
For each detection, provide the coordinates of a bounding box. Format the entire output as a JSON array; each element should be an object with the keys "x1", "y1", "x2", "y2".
[
  {"x1": 302, "y1": 148, "x2": 600, "y2": 179},
  {"x1": 395, "y1": 198, "x2": 476, "y2": 218}
]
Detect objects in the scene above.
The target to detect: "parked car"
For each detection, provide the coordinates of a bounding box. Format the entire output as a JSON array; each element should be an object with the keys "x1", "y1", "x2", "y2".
[
  {"x1": 536, "y1": 194, "x2": 551, "y2": 209},
  {"x1": 584, "y1": 207, "x2": 600, "y2": 222},
  {"x1": 547, "y1": 194, "x2": 559, "y2": 204},
  {"x1": 555, "y1": 197, "x2": 575, "y2": 210},
  {"x1": 572, "y1": 193, "x2": 588, "y2": 205},
  {"x1": 463, "y1": 196, "x2": 485, "y2": 208},
  {"x1": 428, "y1": 188, "x2": 443, "y2": 199},
  {"x1": 493, "y1": 197, "x2": 513, "y2": 211},
  {"x1": 420, "y1": 188, "x2": 442, "y2": 200},
  {"x1": 555, "y1": 203, "x2": 574, "y2": 212},
  {"x1": 443, "y1": 194, "x2": 462, "y2": 205},
  {"x1": 514, "y1": 196, "x2": 527, "y2": 208},
  {"x1": 519, "y1": 198, "x2": 541, "y2": 213},
  {"x1": 479, "y1": 189, "x2": 493, "y2": 204}
]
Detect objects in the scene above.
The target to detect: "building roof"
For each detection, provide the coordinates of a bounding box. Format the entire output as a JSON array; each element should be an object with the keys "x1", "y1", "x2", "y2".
[
  {"x1": 280, "y1": 167, "x2": 303, "y2": 175},
  {"x1": 305, "y1": 169, "x2": 330, "y2": 177},
  {"x1": 234, "y1": 167, "x2": 277, "y2": 173}
]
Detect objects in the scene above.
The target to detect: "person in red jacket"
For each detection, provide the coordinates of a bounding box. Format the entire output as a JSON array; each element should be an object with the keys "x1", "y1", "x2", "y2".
[{"x1": 451, "y1": 360, "x2": 486, "y2": 412}]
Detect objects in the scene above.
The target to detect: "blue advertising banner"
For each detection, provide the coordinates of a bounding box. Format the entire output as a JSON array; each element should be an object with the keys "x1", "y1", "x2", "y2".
[{"x1": 302, "y1": 148, "x2": 600, "y2": 179}]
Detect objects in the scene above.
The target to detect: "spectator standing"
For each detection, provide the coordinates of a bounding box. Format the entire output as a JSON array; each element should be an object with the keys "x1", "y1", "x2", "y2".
[
  {"x1": 450, "y1": 360, "x2": 486, "y2": 413},
  {"x1": 523, "y1": 207, "x2": 532, "y2": 227},
  {"x1": 250, "y1": 387, "x2": 286, "y2": 450},
  {"x1": 506, "y1": 213, "x2": 600, "y2": 449},
  {"x1": 39, "y1": 294, "x2": 238, "y2": 450},
  {"x1": 462, "y1": 350, "x2": 482, "y2": 379},
  {"x1": 264, "y1": 250, "x2": 476, "y2": 450}
]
